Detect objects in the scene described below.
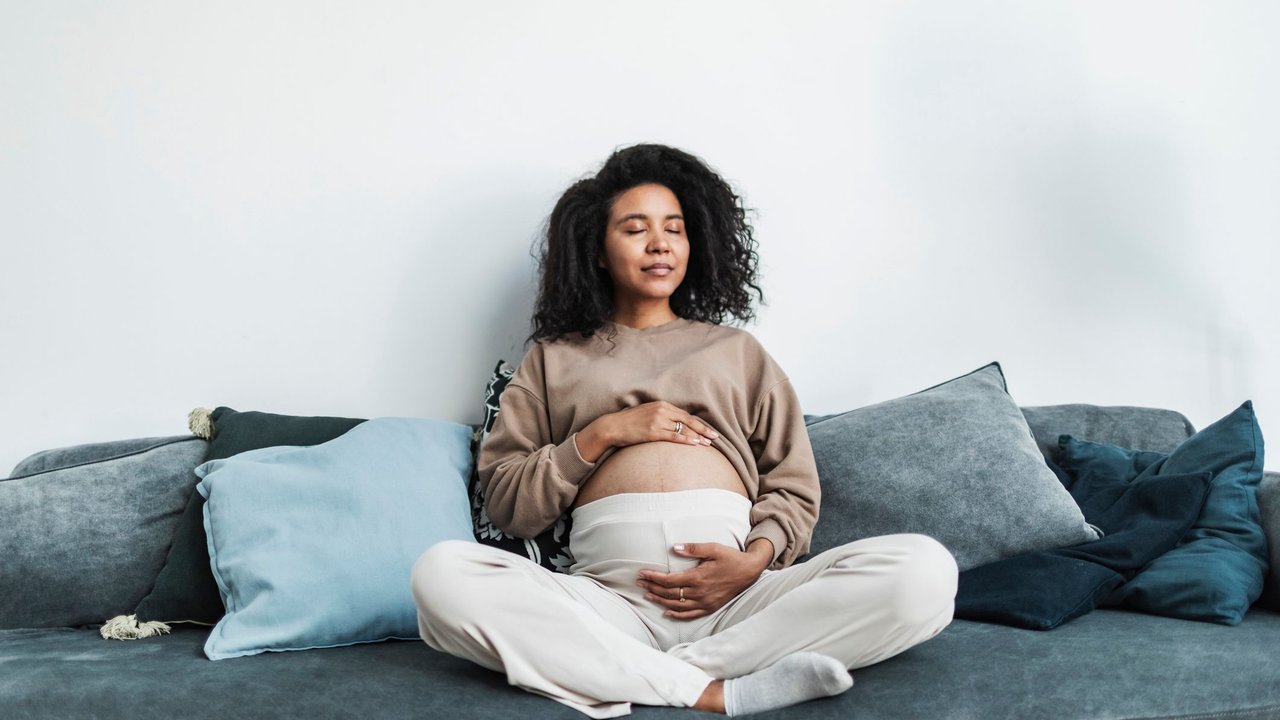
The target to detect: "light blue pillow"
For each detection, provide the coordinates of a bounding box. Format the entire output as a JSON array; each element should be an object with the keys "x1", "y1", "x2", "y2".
[{"x1": 195, "y1": 417, "x2": 475, "y2": 660}]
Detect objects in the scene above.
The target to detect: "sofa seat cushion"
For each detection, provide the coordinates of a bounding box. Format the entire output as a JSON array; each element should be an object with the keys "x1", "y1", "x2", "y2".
[{"x1": 4, "y1": 609, "x2": 1279, "y2": 719}]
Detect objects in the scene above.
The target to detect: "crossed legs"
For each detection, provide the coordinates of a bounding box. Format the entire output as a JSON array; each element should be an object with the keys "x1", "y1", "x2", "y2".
[{"x1": 410, "y1": 534, "x2": 957, "y2": 717}]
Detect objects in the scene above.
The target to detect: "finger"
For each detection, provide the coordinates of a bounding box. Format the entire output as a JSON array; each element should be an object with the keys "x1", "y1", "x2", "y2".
[
  {"x1": 663, "y1": 423, "x2": 708, "y2": 446},
  {"x1": 644, "y1": 591, "x2": 705, "y2": 613},
  {"x1": 678, "y1": 412, "x2": 721, "y2": 442},
  {"x1": 637, "y1": 577, "x2": 688, "y2": 599},
  {"x1": 642, "y1": 584, "x2": 684, "y2": 603},
  {"x1": 670, "y1": 420, "x2": 714, "y2": 446},
  {"x1": 638, "y1": 569, "x2": 699, "y2": 589},
  {"x1": 672, "y1": 542, "x2": 721, "y2": 559},
  {"x1": 656, "y1": 408, "x2": 716, "y2": 445},
  {"x1": 664, "y1": 607, "x2": 710, "y2": 620}
]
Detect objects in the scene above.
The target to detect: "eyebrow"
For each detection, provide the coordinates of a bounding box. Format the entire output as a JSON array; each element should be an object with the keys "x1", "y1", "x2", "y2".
[{"x1": 616, "y1": 213, "x2": 684, "y2": 225}]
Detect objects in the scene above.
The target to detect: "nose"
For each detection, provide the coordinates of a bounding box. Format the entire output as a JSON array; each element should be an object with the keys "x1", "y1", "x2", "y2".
[{"x1": 648, "y1": 233, "x2": 672, "y2": 253}]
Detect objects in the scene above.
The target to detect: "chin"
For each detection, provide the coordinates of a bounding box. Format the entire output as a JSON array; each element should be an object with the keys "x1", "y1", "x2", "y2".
[
  {"x1": 639, "y1": 276, "x2": 685, "y2": 291},
  {"x1": 642, "y1": 283, "x2": 682, "y2": 297}
]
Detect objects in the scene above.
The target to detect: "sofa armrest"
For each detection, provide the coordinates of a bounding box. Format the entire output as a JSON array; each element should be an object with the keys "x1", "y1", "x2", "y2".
[
  {"x1": 2, "y1": 436, "x2": 207, "y2": 629},
  {"x1": 1260, "y1": 472, "x2": 1280, "y2": 610}
]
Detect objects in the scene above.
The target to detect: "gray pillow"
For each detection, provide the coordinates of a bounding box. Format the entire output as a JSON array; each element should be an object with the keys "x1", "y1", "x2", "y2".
[
  {"x1": 807, "y1": 363, "x2": 1099, "y2": 570},
  {"x1": 0, "y1": 436, "x2": 208, "y2": 629}
]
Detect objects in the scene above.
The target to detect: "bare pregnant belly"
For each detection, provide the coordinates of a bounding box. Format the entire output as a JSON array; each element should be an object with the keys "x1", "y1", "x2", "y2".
[{"x1": 572, "y1": 441, "x2": 747, "y2": 510}]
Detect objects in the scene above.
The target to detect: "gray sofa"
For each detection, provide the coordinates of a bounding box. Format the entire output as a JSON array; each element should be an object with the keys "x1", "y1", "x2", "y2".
[{"x1": 3, "y1": 403, "x2": 1279, "y2": 720}]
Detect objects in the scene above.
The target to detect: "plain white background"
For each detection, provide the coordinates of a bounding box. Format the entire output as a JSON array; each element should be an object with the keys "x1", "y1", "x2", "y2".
[{"x1": 2, "y1": 1, "x2": 1276, "y2": 473}]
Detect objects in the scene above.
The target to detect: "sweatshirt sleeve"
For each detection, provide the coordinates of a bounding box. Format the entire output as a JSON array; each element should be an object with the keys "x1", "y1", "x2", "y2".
[
  {"x1": 745, "y1": 377, "x2": 822, "y2": 569},
  {"x1": 476, "y1": 349, "x2": 597, "y2": 539}
]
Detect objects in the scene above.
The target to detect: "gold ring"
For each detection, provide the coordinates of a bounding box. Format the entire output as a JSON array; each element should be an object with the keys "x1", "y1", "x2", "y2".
[{"x1": 679, "y1": 587, "x2": 685, "y2": 602}]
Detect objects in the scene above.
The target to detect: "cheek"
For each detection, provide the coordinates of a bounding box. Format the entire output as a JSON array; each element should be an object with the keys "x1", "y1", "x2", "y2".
[{"x1": 599, "y1": 238, "x2": 625, "y2": 269}]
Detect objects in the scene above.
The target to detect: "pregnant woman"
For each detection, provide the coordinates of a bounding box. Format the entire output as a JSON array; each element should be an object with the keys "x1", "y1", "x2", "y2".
[{"x1": 411, "y1": 144, "x2": 958, "y2": 717}]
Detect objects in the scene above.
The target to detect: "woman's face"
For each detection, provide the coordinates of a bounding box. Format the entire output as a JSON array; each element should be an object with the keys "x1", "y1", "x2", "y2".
[{"x1": 599, "y1": 183, "x2": 689, "y2": 306}]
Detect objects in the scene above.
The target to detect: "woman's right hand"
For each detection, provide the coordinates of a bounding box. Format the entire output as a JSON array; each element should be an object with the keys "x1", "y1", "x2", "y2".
[{"x1": 575, "y1": 401, "x2": 720, "y2": 462}]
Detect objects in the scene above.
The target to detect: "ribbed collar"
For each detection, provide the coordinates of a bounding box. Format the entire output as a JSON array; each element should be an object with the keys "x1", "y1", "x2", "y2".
[{"x1": 607, "y1": 316, "x2": 694, "y2": 337}]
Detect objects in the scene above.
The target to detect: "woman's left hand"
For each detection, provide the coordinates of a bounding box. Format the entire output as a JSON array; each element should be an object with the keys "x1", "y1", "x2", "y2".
[{"x1": 636, "y1": 539, "x2": 774, "y2": 620}]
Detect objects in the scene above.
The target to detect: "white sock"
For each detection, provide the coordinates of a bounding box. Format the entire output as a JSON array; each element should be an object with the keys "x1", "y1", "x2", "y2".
[{"x1": 722, "y1": 651, "x2": 854, "y2": 716}]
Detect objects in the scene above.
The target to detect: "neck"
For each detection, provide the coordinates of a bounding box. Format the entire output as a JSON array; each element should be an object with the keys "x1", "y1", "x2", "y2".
[{"x1": 611, "y1": 302, "x2": 679, "y2": 330}]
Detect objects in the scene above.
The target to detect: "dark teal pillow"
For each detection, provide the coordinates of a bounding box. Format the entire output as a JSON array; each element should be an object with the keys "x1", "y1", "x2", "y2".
[
  {"x1": 1057, "y1": 401, "x2": 1267, "y2": 625},
  {"x1": 200, "y1": 407, "x2": 368, "y2": 462},
  {"x1": 956, "y1": 555, "x2": 1125, "y2": 630},
  {"x1": 956, "y1": 470, "x2": 1212, "y2": 630}
]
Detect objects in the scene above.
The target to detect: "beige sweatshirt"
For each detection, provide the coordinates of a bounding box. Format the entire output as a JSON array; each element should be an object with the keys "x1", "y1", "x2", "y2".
[{"x1": 476, "y1": 317, "x2": 820, "y2": 569}]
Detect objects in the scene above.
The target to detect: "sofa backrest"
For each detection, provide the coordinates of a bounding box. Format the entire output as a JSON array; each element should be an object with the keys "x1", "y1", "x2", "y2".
[{"x1": 1020, "y1": 404, "x2": 1196, "y2": 461}]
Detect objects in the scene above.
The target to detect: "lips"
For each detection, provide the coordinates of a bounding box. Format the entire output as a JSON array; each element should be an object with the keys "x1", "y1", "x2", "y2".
[{"x1": 643, "y1": 264, "x2": 673, "y2": 277}]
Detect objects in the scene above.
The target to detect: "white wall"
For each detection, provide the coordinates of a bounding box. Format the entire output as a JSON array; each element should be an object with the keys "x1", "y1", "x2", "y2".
[{"x1": 2, "y1": 0, "x2": 1277, "y2": 473}]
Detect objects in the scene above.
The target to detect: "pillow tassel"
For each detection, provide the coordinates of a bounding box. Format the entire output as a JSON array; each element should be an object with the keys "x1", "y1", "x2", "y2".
[
  {"x1": 99, "y1": 613, "x2": 172, "y2": 640},
  {"x1": 188, "y1": 407, "x2": 214, "y2": 440}
]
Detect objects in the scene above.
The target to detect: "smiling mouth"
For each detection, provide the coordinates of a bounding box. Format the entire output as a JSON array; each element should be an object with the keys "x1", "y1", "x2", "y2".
[{"x1": 643, "y1": 265, "x2": 673, "y2": 276}]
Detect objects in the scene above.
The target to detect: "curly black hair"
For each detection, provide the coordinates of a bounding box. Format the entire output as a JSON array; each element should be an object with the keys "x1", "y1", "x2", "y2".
[{"x1": 527, "y1": 143, "x2": 764, "y2": 345}]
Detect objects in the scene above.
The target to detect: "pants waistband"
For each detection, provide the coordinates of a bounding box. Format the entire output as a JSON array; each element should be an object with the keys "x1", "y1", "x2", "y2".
[{"x1": 570, "y1": 488, "x2": 751, "y2": 528}]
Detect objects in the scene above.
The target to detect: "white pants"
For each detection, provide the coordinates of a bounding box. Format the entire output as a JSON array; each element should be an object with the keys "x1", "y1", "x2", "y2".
[{"x1": 411, "y1": 489, "x2": 957, "y2": 718}]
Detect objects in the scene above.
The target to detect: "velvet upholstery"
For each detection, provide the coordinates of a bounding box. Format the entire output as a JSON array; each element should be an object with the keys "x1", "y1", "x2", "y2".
[
  {"x1": 805, "y1": 364, "x2": 1097, "y2": 569},
  {"x1": 3, "y1": 609, "x2": 1279, "y2": 719},
  {"x1": 1020, "y1": 404, "x2": 1196, "y2": 459},
  {"x1": 9, "y1": 435, "x2": 196, "y2": 478},
  {"x1": 201, "y1": 406, "x2": 367, "y2": 461},
  {"x1": 5, "y1": 404, "x2": 1278, "y2": 719},
  {"x1": 1060, "y1": 402, "x2": 1268, "y2": 625},
  {"x1": 809, "y1": 402, "x2": 1198, "y2": 457},
  {"x1": 1261, "y1": 472, "x2": 1280, "y2": 609},
  {"x1": 1, "y1": 437, "x2": 208, "y2": 629},
  {"x1": 955, "y1": 471, "x2": 1212, "y2": 629}
]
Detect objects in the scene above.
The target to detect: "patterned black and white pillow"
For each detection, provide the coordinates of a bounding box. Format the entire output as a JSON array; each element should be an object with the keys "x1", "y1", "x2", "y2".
[{"x1": 469, "y1": 360, "x2": 575, "y2": 572}]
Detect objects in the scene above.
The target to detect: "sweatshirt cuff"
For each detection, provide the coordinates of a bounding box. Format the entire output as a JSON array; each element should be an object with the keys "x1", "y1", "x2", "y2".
[
  {"x1": 550, "y1": 432, "x2": 597, "y2": 487},
  {"x1": 746, "y1": 519, "x2": 788, "y2": 566}
]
